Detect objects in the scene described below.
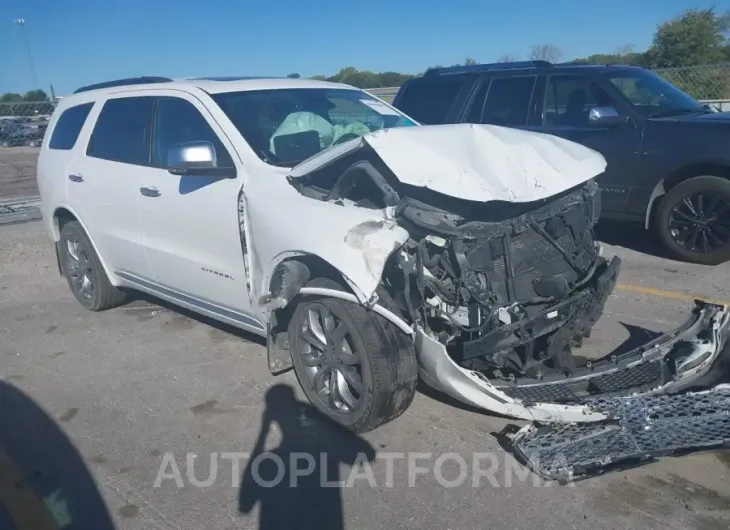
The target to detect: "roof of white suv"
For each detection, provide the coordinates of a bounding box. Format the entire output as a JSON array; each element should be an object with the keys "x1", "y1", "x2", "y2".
[{"x1": 66, "y1": 76, "x2": 357, "y2": 102}]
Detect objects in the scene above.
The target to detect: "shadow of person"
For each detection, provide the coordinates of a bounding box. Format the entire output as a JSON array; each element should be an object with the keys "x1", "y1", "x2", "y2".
[
  {"x1": 239, "y1": 384, "x2": 376, "y2": 530},
  {"x1": 0, "y1": 380, "x2": 115, "y2": 529}
]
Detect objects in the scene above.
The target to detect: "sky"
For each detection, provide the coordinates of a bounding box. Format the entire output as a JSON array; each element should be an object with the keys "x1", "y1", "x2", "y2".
[{"x1": 1, "y1": 0, "x2": 728, "y2": 96}]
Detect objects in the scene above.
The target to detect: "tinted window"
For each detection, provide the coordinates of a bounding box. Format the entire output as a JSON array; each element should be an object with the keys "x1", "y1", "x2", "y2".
[
  {"x1": 468, "y1": 76, "x2": 536, "y2": 126},
  {"x1": 395, "y1": 78, "x2": 465, "y2": 125},
  {"x1": 87, "y1": 97, "x2": 154, "y2": 165},
  {"x1": 606, "y1": 69, "x2": 706, "y2": 118},
  {"x1": 544, "y1": 75, "x2": 616, "y2": 126},
  {"x1": 152, "y1": 97, "x2": 234, "y2": 168},
  {"x1": 49, "y1": 103, "x2": 94, "y2": 150}
]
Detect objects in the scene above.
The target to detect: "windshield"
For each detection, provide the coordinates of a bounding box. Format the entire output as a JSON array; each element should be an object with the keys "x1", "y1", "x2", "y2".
[
  {"x1": 606, "y1": 69, "x2": 709, "y2": 118},
  {"x1": 212, "y1": 88, "x2": 417, "y2": 167}
]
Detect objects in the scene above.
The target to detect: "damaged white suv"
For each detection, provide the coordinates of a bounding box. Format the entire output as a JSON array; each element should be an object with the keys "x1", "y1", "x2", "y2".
[{"x1": 38, "y1": 77, "x2": 730, "y2": 439}]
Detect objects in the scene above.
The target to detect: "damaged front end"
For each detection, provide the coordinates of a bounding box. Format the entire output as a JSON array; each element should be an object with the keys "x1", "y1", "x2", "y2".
[
  {"x1": 286, "y1": 124, "x2": 730, "y2": 476},
  {"x1": 289, "y1": 125, "x2": 621, "y2": 394}
]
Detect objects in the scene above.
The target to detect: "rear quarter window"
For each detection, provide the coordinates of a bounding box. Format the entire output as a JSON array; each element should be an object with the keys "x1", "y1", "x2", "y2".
[
  {"x1": 48, "y1": 102, "x2": 94, "y2": 150},
  {"x1": 395, "y1": 77, "x2": 466, "y2": 125}
]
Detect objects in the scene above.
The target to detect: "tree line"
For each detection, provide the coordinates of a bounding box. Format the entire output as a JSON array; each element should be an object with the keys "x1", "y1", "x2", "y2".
[
  {"x1": 0, "y1": 90, "x2": 51, "y2": 103},
  {"x1": 292, "y1": 8, "x2": 730, "y2": 93}
]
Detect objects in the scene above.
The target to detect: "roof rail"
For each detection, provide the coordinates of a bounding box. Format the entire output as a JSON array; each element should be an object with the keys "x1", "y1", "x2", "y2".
[
  {"x1": 425, "y1": 61, "x2": 552, "y2": 76},
  {"x1": 73, "y1": 76, "x2": 173, "y2": 94}
]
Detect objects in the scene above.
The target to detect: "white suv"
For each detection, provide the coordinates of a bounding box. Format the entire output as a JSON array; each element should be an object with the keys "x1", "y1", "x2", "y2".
[{"x1": 38, "y1": 76, "x2": 729, "y2": 433}]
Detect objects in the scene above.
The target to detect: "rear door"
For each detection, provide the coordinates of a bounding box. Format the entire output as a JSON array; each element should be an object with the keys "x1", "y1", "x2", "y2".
[
  {"x1": 461, "y1": 74, "x2": 539, "y2": 129},
  {"x1": 67, "y1": 95, "x2": 154, "y2": 279},
  {"x1": 535, "y1": 73, "x2": 644, "y2": 214},
  {"x1": 393, "y1": 75, "x2": 475, "y2": 125}
]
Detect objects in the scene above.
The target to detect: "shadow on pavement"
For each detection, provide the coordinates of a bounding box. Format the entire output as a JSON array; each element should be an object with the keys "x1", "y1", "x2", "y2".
[
  {"x1": 128, "y1": 292, "x2": 267, "y2": 347},
  {"x1": 0, "y1": 380, "x2": 115, "y2": 529},
  {"x1": 594, "y1": 220, "x2": 674, "y2": 260},
  {"x1": 239, "y1": 384, "x2": 376, "y2": 530}
]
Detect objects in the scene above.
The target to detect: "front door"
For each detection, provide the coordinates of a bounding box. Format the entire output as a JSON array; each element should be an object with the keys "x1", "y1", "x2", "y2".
[
  {"x1": 535, "y1": 73, "x2": 644, "y2": 215},
  {"x1": 137, "y1": 92, "x2": 259, "y2": 330}
]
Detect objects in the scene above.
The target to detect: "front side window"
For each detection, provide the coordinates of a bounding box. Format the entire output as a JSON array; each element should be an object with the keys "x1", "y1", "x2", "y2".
[
  {"x1": 543, "y1": 75, "x2": 616, "y2": 127},
  {"x1": 606, "y1": 69, "x2": 708, "y2": 118},
  {"x1": 87, "y1": 97, "x2": 154, "y2": 165},
  {"x1": 152, "y1": 97, "x2": 233, "y2": 168},
  {"x1": 49, "y1": 102, "x2": 94, "y2": 150},
  {"x1": 213, "y1": 88, "x2": 416, "y2": 167}
]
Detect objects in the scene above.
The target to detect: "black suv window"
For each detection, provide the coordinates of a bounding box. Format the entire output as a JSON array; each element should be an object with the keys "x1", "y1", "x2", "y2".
[
  {"x1": 49, "y1": 102, "x2": 94, "y2": 150},
  {"x1": 467, "y1": 76, "x2": 536, "y2": 126},
  {"x1": 395, "y1": 77, "x2": 465, "y2": 125},
  {"x1": 152, "y1": 97, "x2": 233, "y2": 168},
  {"x1": 87, "y1": 97, "x2": 154, "y2": 165},
  {"x1": 544, "y1": 74, "x2": 616, "y2": 127}
]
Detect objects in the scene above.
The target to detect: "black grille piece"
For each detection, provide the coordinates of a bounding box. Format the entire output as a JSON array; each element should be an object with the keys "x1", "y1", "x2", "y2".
[
  {"x1": 499, "y1": 360, "x2": 663, "y2": 402},
  {"x1": 510, "y1": 387, "x2": 730, "y2": 482}
]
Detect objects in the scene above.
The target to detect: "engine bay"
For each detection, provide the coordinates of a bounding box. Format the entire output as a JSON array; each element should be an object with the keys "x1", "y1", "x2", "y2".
[{"x1": 289, "y1": 148, "x2": 614, "y2": 382}]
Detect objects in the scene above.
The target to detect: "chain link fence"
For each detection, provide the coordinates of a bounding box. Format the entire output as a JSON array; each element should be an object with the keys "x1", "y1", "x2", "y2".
[
  {"x1": 365, "y1": 63, "x2": 730, "y2": 107},
  {"x1": 0, "y1": 101, "x2": 56, "y2": 148},
  {"x1": 654, "y1": 63, "x2": 730, "y2": 106}
]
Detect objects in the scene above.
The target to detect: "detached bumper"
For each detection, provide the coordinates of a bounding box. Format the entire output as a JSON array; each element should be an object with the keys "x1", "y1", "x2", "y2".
[
  {"x1": 510, "y1": 385, "x2": 730, "y2": 482},
  {"x1": 416, "y1": 300, "x2": 730, "y2": 423}
]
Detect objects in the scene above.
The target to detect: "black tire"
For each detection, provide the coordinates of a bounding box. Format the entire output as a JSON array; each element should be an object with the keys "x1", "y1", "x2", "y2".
[
  {"x1": 59, "y1": 221, "x2": 128, "y2": 311},
  {"x1": 655, "y1": 176, "x2": 730, "y2": 265},
  {"x1": 288, "y1": 277, "x2": 418, "y2": 433}
]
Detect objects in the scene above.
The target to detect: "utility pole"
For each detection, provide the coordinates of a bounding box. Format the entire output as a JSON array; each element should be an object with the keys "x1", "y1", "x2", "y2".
[{"x1": 14, "y1": 18, "x2": 40, "y2": 89}]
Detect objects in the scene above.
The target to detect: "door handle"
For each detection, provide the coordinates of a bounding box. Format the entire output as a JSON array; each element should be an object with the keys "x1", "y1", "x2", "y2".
[
  {"x1": 68, "y1": 173, "x2": 84, "y2": 183},
  {"x1": 140, "y1": 186, "x2": 161, "y2": 197}
]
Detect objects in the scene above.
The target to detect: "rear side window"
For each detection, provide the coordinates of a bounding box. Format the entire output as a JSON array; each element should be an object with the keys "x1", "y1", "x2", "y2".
[
  {"x1": 87, "y1": 97, "x2": 154, "y2": 165},
  {"x1": 395, "y1": 77, "x2": 465, "y2": 124},
  {"x1": 467, "y1": 76, "x2": 536, "y2": 126},
  {"x1": 48, "y1": 103, "x2": 94, "y2": 150}
]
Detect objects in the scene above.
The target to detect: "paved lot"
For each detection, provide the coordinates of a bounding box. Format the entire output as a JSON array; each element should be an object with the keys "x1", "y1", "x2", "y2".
[
  {"x1": 1, "y1": 220, "x2": 730, "y2": 529},
  {"x1": 0, "y1": 147, "x2": 39, "y2": 200}
]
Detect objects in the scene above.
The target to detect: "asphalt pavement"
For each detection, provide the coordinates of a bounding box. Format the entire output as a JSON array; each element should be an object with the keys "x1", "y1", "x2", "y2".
[{"x1": 1, "y1": 219, "x2": 730, "y2": 530}]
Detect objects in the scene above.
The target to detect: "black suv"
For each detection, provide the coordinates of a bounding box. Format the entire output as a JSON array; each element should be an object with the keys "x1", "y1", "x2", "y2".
[{"x1": 393, "y1": 61, "x2": 730, "y2": 265}]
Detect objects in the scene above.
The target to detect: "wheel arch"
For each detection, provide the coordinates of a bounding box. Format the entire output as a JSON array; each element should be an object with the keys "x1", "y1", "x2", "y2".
[
  {"x1": 52, "y1": 205, "x2": 119, "y2": 286},
  {"x1": 644, "y1": 163, "x2": 730, "y2": 229}
]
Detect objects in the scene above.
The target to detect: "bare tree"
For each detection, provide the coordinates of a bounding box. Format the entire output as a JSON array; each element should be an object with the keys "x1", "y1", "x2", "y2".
[
  {"x1": 463, "y1": 57, "x2": 478, "y2": 65},
  {"x1": 529, "y1": 44, "x2": 564, "y2": 63},
  {"x1": 497, "y1": 54, "x2": 519, "y2": 62},
  {"x1": 614, "y1": 44, "x2": 635, "y2": 56}
]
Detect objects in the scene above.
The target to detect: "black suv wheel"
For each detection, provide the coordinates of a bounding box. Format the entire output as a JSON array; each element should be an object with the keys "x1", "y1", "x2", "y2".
[{"x1": 655, "y1": 176, "x2": 730, "y2": 265}]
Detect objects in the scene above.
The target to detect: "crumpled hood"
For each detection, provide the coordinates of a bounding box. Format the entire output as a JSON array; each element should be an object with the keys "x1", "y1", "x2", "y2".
[{"x1": 290, "y1": 123, "x2": 607, "y2": 203}]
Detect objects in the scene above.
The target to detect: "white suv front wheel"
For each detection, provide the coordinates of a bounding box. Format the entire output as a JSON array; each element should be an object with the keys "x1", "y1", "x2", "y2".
[{"x1": 288, "y1": 278, "x2": 418, "y2": 433}]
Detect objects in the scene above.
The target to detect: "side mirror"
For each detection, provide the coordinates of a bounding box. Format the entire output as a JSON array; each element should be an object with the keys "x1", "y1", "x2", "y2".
[
  {"x1": 166, "y1": 141, "x2": 235, "y2": 178},
  {"x1": 588, "y1": 106, "x2": 628, "y2": 127}
]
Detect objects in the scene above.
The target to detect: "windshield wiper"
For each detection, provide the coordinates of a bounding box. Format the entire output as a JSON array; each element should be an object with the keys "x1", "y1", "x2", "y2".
[{"x1": 648, "y1": 107, "x2": 711, "y2": 118}]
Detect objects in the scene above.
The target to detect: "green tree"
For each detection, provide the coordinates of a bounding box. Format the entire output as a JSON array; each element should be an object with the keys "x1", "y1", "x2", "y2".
[
  {"x1": 23, "y1": 89, "x2": 49, "y2": 101},
  {"x1": 644, "y1": 8, "x2": 729, "y2": 68},
  {"x1": 0, "y1": 93, "x2": 23, "y2": 102},
  {"x1": 286, "y1": 73, "x2": 301, "y2": 78}
]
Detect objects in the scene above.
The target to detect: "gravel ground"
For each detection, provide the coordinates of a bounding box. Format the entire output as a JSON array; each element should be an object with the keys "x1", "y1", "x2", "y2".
[{"x1": 0, "y1": 147, "x2": 39, "y2": 200}]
